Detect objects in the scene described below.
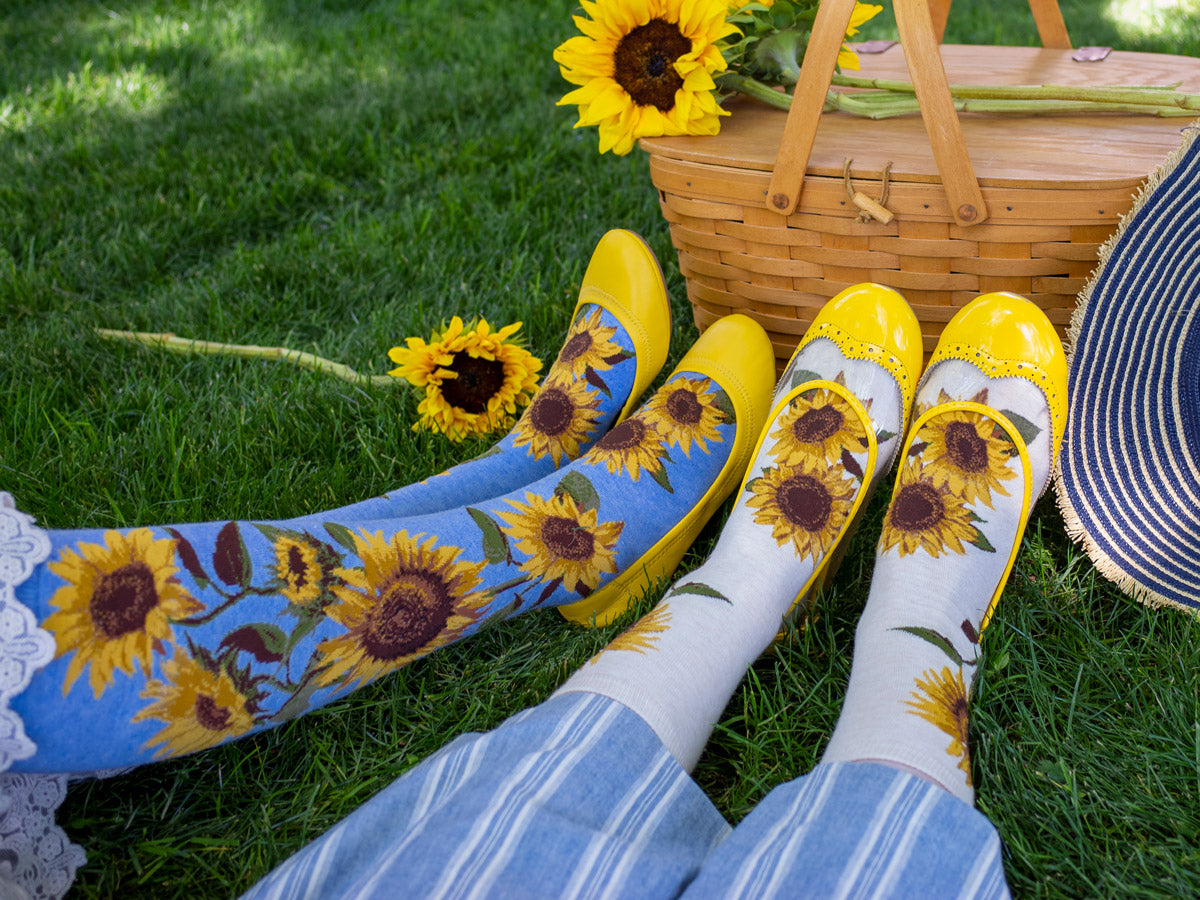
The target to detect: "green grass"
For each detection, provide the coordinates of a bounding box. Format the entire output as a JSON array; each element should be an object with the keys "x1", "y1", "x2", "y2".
[{"x1": 3, "y1": 0, "x2": 1200, "y2": 896}]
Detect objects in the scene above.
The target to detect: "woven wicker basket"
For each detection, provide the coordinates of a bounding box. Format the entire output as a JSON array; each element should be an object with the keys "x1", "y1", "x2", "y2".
[{"x1": 640, "y1": 0, "x2": 1200, "y2": 365}]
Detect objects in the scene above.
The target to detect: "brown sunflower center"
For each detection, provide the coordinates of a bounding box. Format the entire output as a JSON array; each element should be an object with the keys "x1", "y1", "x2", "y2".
[
  {"x1": 194, "y1": 694, "x2": 232, "y2": 732},
  {"x1": 943, "y1": 421, "x2": 988, "y2": 473},
  {"x1": 793, "y1": 404, "x2": 844, "y2": 443},
  {"x1": 776, "y1": 474, "x2": 833, "y2": 532},
  {"x1": 613, "y1": 19, "x2": 691, "y2": 111},
  {"x1": 90, "y1": 562, "x2": 160, "y2": 639},
  {"x1": 528, "y1": 387, "x2": 575, "y2": 437},
  {"x1": 891, "y1": 481, "x2": 945, "y2": 532},
  {"x1": 363, "y1": 570, "x2": 454, "y2": 662},
  {"x1": 560, "y1": 331, "x2": 593, "y2": 364},
  {"x1": 440, "y1": 355, "x2": 506, "y2": 415},
  {"x1": 285, "y1": 545, "x2": 313, "y2": 585},
  {"x1": 952, "y1": 695, "x2": 970, "y2": 739},
  {"x1": 665, "y1": 388, "x2": 703, "y2": 425},
  {"x1": 596, "y1": 417, "x2": 645, "y2": 450},
  {"x1": 541, "y1": 516, "x2": 595, "y2": 562}
]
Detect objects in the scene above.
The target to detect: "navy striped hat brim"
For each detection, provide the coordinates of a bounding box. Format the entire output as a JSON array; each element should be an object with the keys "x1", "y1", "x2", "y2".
[{"x1": 1055, "y1": 122, "x2": 1200, "y2": 614}]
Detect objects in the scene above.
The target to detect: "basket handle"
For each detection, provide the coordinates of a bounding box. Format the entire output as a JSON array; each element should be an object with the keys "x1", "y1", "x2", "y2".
[
  {"x1": 766, "y1": 0, "x2": 1070, "y2": 227},
  {"x1": 928, "y1": 0, "x2": 1071, "y2": 48}
]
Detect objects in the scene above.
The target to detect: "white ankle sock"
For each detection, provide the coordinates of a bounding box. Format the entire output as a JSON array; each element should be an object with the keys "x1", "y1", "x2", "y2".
[{"x1": 820, "y1": 357, "x2": 1054, "y2": 803}]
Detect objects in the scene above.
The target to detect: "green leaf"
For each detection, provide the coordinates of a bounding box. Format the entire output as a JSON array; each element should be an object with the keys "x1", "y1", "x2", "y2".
[
  {"x1": 876, "y1": 429, "x2": 896, "y2": 443},
  {"x1": 998, "y1": 408, "x2": 1042, "y2": 447},
  {"x1": 324, "y1": 521, "x2": 360, "y2": 553},
  {"x1": 669, "y1": 581, "x2": 731, "y2": 603},
  {"x1": 650, "y1": 462, "x2": 674, "y2": 493},
  {"x1": 711, "y1": 388, "x2": 736, "y2": 422},
  {"x1": 969, "y1": 527, "x2": 997, "y2": 553},
  {"x1": 252, "y1": 522, "x2": 288, "y2": 543},
  {"x1": 555, "y1": 470, "x2": 600, "y2": 513},
  {"x1": 890, "y1": 625, "x2": 969, "y2": 667},
  {"x1": 467, "y1": 507, "x2": 509, "y2": 564},
  {"x1": 789, "y1": 367, "x2": 823, "y2": 390}
]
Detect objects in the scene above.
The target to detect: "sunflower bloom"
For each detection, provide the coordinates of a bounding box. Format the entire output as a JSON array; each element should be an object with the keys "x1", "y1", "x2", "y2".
[
  {"x1": 769, "y1": 387, "x2": 867, "y2": 466},
  {"x1": 554, "y1": 0, "x2": 738, "y2": 155},
  {"x1": 272, "y1": 534, "x2": 343, "y2": 607},
  {"x1": 45, "y1": 529, "x2": 203, "y2": 698},
  {"x1": 918, "y1": 410, "x2": 1017, "y2": 509},
  {"x1": 498, "y1": 492, "x2": 624, "y2": 594},
  {"x1": 906, "y1": 666, "x2": 972, "y2": 783},
  {"x1": 315, "y1": 530, "x2": 488, "y2": 689},
  {"x1": 389, "y1": 317, "x2": 542, "y2": 442},
  {"x1": 878, "y1": 458, "x2": 977, "y2": 558},
  {"x1": 133, "y1": 648, "x2": 256, "y2": 759},
  {"x1": 584, "y1": 415, "x2": 668, "y2": 481},
  {"x1": 593, "y1": 605, "x2": 672, "y2": 662},
  {"x1": 641, "y1": 377, "x2": 727, "y2": 457},
  {"x1": 511, "y1": 375, "x2": 604, "y2": 466},
  {"x1": 746, "y1": 458, "x2": 856, "y2": 562},
  {"x1": 553, "y1": 307, "x2": 626, "y2": 379}
]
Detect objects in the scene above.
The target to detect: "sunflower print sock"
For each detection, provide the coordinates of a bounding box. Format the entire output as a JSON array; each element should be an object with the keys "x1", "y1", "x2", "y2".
[
  {"x1": 315, "y1": 302, "x2": 641, "y2": 522},
  {"x1": 555, "y1": 335, "x2": 908, "y2": 772},
  {"x1": 820, "y1": 357, "x2": 1055, "y2": 804},
  {"x1": 8, "y1": 368, "x2": 736, "y2": 773}
]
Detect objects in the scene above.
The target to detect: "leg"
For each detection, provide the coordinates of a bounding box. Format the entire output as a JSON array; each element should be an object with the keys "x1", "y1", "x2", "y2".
[
  {"x1": 685, "y1": 293, "x2": 1065, "y2": 899},
  {"x1": 6, "y1": 315, "x2": 774, "y2": 773}
]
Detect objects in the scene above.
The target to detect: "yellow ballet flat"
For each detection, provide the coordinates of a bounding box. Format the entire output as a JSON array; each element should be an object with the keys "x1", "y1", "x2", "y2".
[
  {"x1": 928, "y1": 291, "x2": 1068, "y2": 464},
  {"x1": 572, "y1": 229, "x2": 673, "y2": 423},
  {"x1": 769, "y1": 283, "x2": 924, "y2": 636},
  {"x1": 559, "y1": 314, "x2": 776, "y2": 627},
  {"x1": 909, "y1": 291, "x2": 1067, "y2": 632}
]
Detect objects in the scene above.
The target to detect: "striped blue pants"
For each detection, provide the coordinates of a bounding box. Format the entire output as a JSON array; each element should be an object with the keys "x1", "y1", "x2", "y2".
[{"x1": 242, "y1": 693, "x2": 1010, "y2": 900}]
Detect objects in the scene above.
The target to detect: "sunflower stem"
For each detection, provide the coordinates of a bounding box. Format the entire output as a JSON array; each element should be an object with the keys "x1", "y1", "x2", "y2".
[
  {"x1": 717, "y1": 72, "x2": 793, "y2": 111},
  {"x1": 718, "y1": 71, "x2": 1200, "y2": 118},
  {"x1": 94, "y1": 328, "x2": 399, "y2": 388}
]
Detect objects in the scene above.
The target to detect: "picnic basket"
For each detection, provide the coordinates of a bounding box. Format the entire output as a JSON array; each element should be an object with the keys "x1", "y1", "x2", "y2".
[{"x1": 639, "y1": 0, "x2": 1200, "y2": 364}]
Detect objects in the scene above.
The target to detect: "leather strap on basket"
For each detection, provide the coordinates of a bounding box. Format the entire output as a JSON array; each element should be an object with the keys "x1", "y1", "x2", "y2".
[{"x1": 766, "y1": 0, "x2": 1071, "y2": 227}]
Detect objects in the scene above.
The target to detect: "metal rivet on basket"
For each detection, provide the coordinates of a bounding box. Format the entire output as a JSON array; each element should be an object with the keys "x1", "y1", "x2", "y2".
[
  {"x1": 771, "y1": 193, "x2": 790, "y2": 210},
  {"x1": 957, "y1": 204, "x2": 979, "y2": 222}
]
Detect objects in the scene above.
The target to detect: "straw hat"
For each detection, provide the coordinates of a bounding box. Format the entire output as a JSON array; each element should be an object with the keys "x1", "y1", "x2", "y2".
[{"x1": 1055, "y1": 123, "x2": 1200, "y2": 614}]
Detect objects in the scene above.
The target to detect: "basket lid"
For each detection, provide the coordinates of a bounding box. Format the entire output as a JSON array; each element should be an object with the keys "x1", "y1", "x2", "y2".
[{"x1": 641, "y1": 45, "x2": 1200, "y2": 191}]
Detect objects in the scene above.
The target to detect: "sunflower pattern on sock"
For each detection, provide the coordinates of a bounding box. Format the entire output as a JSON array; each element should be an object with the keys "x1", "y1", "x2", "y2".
[
  {"x1": 878, "y1": 389, "x2": 1036, "y2": 559},
  {"x1": 742, "y1": 381, "x2": 873, "y2": 565},
  {"x1": 13, "y1": 372, "x2": 736, "y2": 772},
  {"x1": 906, "y1": 665, "x2": 973, "y2": 784},
  {"x1": 590, "y1": 605, "x2": 673, "y2": 662},
  {"x1": 584, "y1": 376, "x2": 732, "y2": 491},
  {"x1": 508, "y1": 305, "x2": 635, "y2": 468}
]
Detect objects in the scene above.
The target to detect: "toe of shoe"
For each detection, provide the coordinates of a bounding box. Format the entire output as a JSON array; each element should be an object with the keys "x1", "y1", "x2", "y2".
[{"x1": 932, "y1": 291, "x2": 1068, "y2": 458}]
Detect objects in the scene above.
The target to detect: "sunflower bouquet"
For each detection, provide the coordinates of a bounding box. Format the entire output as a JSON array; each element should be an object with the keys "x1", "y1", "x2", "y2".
[{"x1": 554, "y1": 0, "x2": 1200, "y2": 156}]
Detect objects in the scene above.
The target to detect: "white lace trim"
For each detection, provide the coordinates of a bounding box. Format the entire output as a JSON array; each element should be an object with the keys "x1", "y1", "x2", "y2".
[
  {"x1": 0, "y1": 494, "x2": 54, "y2": 770},
  {"x1": 0, "y1": 775, "x2": 85, "y2": 899},
  {"x1": 0, "y1": 494, "x2": 86, "y2": 899}
]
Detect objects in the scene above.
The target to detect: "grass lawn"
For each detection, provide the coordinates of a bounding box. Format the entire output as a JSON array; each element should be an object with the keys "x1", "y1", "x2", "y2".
[{"x1": 4, "y1": 0, "x2": 1200, "y2": 896}]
